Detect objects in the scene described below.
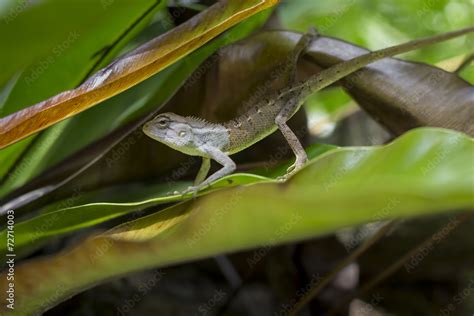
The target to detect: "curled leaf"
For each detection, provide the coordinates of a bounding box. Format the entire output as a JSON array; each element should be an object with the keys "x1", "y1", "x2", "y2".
[
  {"x1": 1, "y1": 128, "x2": 472, "y2": 314},
  {"x1": 0, "y1": 0, "x2": 280, "y2": 149},
  {"x1": 300, "y1": 32, "x2": 474, "y2": 136}
]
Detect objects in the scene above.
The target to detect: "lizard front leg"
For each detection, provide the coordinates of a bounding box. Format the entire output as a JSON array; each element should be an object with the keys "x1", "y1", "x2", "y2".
[{"x1": 183, "y1": 147, "x2": 236, "y2": 194}]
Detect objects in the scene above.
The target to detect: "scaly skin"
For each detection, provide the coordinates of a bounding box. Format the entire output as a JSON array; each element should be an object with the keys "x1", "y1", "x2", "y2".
[{"x1": 143, "y1": 26, "x2": 474, "y2": 194}]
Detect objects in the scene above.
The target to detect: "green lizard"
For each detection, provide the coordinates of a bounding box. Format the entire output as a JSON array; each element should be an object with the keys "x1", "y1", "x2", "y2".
[{"x1": 143, "y1": 26, "x2": 474, "y2": 194}]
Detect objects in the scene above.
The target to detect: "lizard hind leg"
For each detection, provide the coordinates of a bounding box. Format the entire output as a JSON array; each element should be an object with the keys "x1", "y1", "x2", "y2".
[
  {"x1": 194, "y1": 157, "x2": 211, "y2": 185},
  {"x1": 275, "y1": 98, "x2": 308, "y2": 181},
  {"x1": 288, "y1": 27, "x2": 320, "y2": 83},
  {"x1": 274, "y1": 27, "x2": 318, "y2": 180}
]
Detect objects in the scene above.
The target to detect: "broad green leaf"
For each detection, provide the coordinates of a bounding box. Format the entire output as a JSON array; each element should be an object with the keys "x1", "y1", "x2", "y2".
[
  {"x1": 3, "y1": 174, "x2": 269, "y2": 257},
  {"x1": 0, "y1": 0, "x2": 280, "y2": 149},
  {"x1": 0, "y1": 0, "x2": 158, "y2": 90},
  {"x1": 0, "y1": 6, "x2": 275, "y2": 203},
  {"x1": 0, "y1": 0, "x2": 165, "y2": 182},
  {"x1": 2, "y1": 144, "x2": 331, "y2": 257},
  {"x1": 1, "y1": 128, "x2": 472, "y2": 315}
]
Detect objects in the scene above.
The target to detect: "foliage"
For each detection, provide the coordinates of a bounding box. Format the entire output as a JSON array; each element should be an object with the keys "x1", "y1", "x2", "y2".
[{"x1": 0, "y1": 0, "x2": 473, "y2": 314}]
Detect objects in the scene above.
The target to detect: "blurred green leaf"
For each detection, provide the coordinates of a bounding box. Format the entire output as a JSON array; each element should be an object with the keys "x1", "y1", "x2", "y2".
[
  {"x1": 0, "y1": 6, "x2": 275, "y2": 206},
  {"x1": 3, "y1": 144, "x2": 328, "y2": 257},
  {"x1": 0, "y1": 0, "x2": 160, "y2": 91},
  {"x1": 36, "y1": 7, "x2": 275, "y2": 172},
  {"x1": 0, "y1": 0, "x2": 165, "y2": 185},
  {"x1": 1, "y1": 128, "x2": 472, "y2": 315},
  {"x1": 2, "y1": 174, "x2": 269, "y2": 257},
  {"x1": 0, "y1": 0, "x2": 280, "y2": 200},
  {"x1": 0, "y1": 0, "x2": 279, "y2": 150},
  {"x1": 278, "y1": 0, "x2": 473, "y2": 63},
  {"x1": 0, "y1": 9, "x2": 278, "y2": 256}
]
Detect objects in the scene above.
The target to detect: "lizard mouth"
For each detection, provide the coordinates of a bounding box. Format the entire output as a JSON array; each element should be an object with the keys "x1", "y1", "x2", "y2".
[{"x1": 142, "y1": 122, "x2": 162, "y2": 140}]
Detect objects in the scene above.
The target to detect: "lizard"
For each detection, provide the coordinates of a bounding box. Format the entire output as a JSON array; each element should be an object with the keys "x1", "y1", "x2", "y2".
[{"x1": 142, "y1": 26, "x2": 474, "y2": 194}]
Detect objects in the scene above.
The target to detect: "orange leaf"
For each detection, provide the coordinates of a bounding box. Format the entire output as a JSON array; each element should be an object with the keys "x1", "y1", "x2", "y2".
[{"x1": 0, "y1": 0, "x2": 279, "y2": 149}]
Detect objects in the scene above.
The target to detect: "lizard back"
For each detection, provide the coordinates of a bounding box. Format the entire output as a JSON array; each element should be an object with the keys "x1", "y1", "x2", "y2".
[{"x1": 223, "y1": 92, "x2": 304, "y2": 154}]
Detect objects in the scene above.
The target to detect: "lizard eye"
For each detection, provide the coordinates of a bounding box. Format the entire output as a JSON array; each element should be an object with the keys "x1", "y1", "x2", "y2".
[
  {"x1": 156, "y1": 117, "x2": 169, "y2": 128},
  {"x1": 179, "y1": 131, "x2": 186, "y2": 137}
]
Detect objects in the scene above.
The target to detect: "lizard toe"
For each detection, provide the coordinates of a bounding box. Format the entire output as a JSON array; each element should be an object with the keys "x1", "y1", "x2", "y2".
[
  {"x1": 286, "y1": 157, "x2": 308, "y2": 174},
  {"x1": 286, "y1": 164, "x2": 296, "y2": 173}
]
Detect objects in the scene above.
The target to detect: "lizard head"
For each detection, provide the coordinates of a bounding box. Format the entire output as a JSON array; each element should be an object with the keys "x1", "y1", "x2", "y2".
[
  {"x1": 143, "y1": 113, "x2": 196, "y2": 149},
  {"x1": 143, "y1": 112, "x2": 230, "y2": 156}
]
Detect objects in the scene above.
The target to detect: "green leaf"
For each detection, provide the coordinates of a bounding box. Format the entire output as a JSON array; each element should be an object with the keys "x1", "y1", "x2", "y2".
[
  {"x1": 0, "y1": 0, "x2": 280, "y2": 149},
  {"x1": 0, "y1": 0, "x2": 165, "y2": 186},
  {"x1": 0, "y1": 1, "x2": 277, "y2": 199},
  {"x1": 278, "y1": 0, "x2": 473, "y2": 63},
  {"x1": 34, "y1": 7, "x2": 275, "y2": 172},
  {"x1": 3, "y1": 174, "x2": 270, "y2": 257},
  {"x1": 2, "y1": 128, "x2": 472, "y2": 314},
  {"x1": 0, "y1": 8, "x2": 278, "y2": 256},
  {"x1": 2, "y1": 144, "x2": 330, "y2": 257}
]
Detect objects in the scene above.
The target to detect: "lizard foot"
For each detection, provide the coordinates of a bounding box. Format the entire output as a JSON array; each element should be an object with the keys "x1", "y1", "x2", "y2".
[
  {"x1": 277, "y1": 170, "x2": 298, "y2": 182},
  {"x1": 180, "y1": 183, "x2": 212, "y2": 198},
  {"x1": 276, "y1": 175, "x2": 288, "y2": 182},
  {"x1": 277, "y1": 158, "x2": 307, "y2": 182},
  {"x1": 180, "y1": 186, "x2": 199, "y2": 198},
  {"x1": 287, "y1": 157, "x2": 308, "y2": 173}
]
